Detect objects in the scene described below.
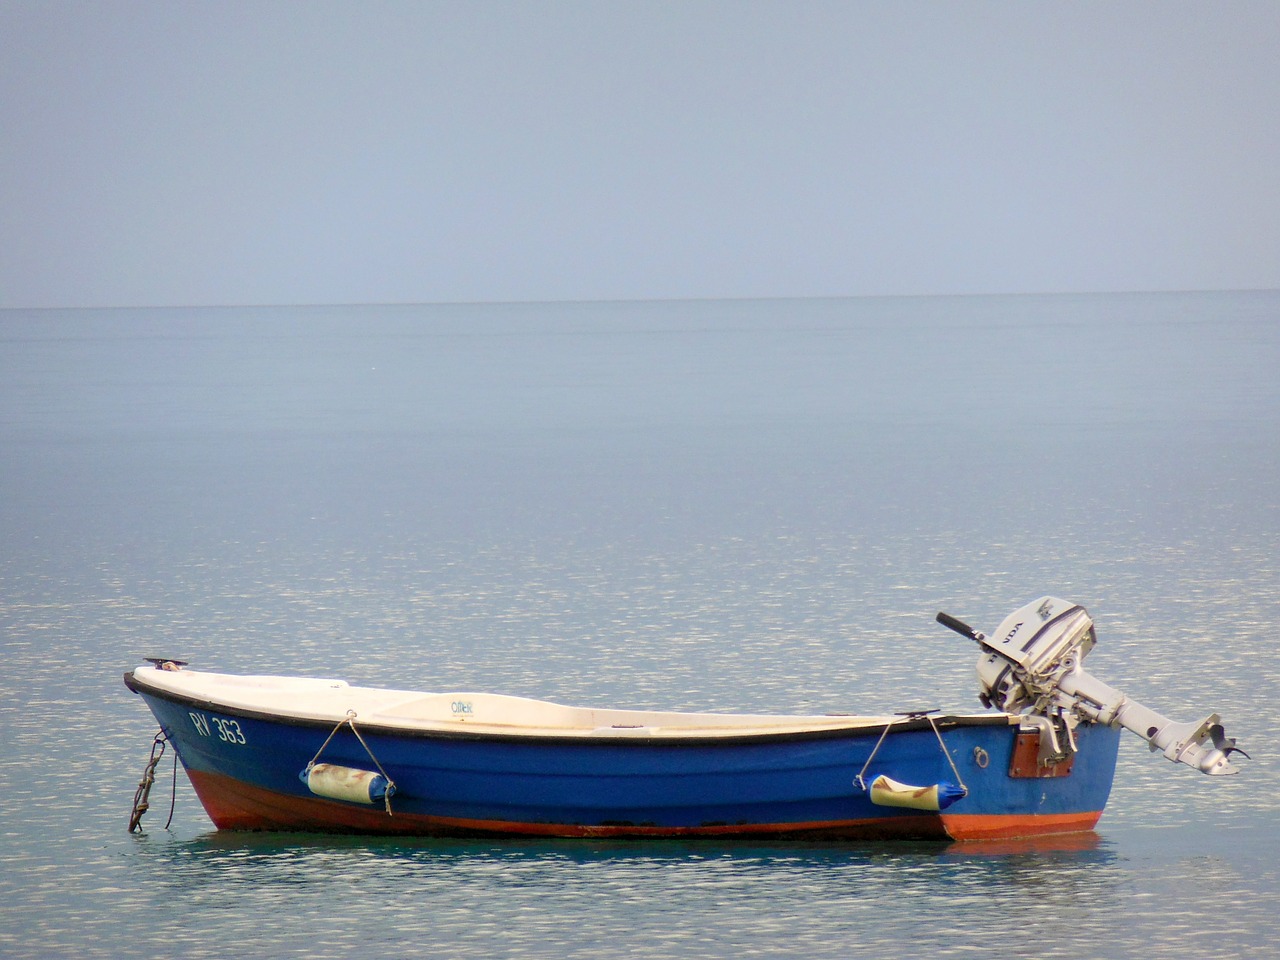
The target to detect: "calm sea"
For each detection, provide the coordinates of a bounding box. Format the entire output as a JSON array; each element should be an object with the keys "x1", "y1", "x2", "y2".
[{"x1": 2, "y1": 293, "x2": 1277, "y2": 958}]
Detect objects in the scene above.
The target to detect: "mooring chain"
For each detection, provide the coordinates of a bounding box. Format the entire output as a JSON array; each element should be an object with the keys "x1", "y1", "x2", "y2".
[{"x1": 128, "y1": 730, "x2": 176, "y2": 833}]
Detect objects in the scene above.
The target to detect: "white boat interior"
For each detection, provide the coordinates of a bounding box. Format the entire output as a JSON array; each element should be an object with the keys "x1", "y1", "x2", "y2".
[{"x1": 133, "y1": 664, "x2": 1000, "y2": 740}]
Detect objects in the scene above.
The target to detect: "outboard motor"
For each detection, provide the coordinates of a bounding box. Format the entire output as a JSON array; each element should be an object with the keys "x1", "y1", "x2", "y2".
[{"x1": 937, "y1": 597, "x2": 1244, "y2": 775}]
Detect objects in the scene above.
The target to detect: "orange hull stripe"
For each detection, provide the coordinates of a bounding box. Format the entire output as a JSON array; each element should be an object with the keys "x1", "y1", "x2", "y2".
[
  {"x1": 186, "y1": 769, "x2": 1102, "y2": 841},
  {"x1": 940, "y1": 810, "x2": 1103, "y2": 841}
]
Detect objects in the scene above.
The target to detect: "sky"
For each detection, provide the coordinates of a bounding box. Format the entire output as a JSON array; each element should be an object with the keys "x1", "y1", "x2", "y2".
[{"x1": 2, "y1": 1, "x2": 1279, "y2": 309}]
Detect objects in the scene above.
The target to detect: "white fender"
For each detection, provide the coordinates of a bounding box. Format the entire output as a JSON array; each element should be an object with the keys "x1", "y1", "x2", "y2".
[{"x1": 302, "y1": 763, "x2": 394, "y2": 804}]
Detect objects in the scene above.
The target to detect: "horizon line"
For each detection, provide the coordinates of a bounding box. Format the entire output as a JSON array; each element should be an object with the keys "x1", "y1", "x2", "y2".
[{"x1": 3, "y1": 286, "x2": 1278, "y2": 313}]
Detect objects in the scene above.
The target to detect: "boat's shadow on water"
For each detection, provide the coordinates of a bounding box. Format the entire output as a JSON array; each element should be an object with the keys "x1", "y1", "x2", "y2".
[
  {"x1": 136, "y1": 825, "x2": 1120, "y2": 870},
  {"x1": 130, "y1": 827, "x2": 1127, "y2": 919}
]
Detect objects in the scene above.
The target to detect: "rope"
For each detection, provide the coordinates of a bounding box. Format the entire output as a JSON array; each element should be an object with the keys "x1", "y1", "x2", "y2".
[
  {"x1": 854, "y1": 719, "x2": 902, "y2": 792},
  {"x1": 129, "y1": 730, "x2": 170, "y2": 833},
  {"x1": 163, "y1": 735, "x2": 178, "y2": 829},
  {"x1": 304, "y1": 711, "x2": 397, "y2": 816},
  {"x1": 304, "y1": 712, "x2": 352, "y2": 770},
  {"x1": 927, "y1": 714, "x2": 968, "y2": 796},
  {"x1": 854, "y1": 712, "x2": 969, "y2": 796}
]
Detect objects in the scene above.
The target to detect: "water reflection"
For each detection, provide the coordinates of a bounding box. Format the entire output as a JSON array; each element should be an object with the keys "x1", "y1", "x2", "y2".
[
  {"x1": 146, "y1": 825, "x2": 1116, "y2": 867},
  {"x1": 114, "y1": 827, "x2": 1134, "y2": 960}
]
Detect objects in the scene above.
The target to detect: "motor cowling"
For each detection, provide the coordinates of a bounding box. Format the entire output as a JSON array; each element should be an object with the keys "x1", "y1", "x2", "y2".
[{"x1": 977, "y1": 598, "x2": 1096, "y2": 712}]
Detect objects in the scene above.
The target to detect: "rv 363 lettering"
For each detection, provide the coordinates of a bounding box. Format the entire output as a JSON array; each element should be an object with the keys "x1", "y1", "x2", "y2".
[{"x1": 189, "y1": 711, "x2": 247, "y2": 744}]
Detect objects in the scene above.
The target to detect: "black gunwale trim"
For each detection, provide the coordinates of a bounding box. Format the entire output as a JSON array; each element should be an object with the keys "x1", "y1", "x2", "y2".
[{"x1": 125, "y1": 670, "x2": 1013, "y2": 748}]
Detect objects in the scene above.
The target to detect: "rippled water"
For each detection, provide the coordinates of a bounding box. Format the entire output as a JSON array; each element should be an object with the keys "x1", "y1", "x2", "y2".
[{"x1": 2, "y1": 293, "x2": 1277, "y2": 958}]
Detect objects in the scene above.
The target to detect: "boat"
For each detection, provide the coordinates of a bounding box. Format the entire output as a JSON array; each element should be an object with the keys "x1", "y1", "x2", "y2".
[{"x1": 124, "y1": 596, "x2": 1243, "y2": 841}]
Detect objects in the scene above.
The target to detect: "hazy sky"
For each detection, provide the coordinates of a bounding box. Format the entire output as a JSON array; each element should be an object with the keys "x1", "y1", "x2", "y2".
[{"x1": 3, "y1": 1, "x2": 1278, "y2": 308}]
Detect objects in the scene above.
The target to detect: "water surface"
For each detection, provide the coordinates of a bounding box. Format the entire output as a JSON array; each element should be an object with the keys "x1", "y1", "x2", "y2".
[{"x1": 2, "y1": 292, "x2": 1277, "y2": 958}]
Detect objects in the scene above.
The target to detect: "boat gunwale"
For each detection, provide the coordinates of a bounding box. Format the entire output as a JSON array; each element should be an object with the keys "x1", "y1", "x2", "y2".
[{"x1": 125, "y1": 669, "x2": 1016, "y2": 747}]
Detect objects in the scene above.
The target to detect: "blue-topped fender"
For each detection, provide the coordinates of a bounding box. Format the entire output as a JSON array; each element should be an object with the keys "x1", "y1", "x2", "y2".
[
  {"x1": 300, "y1": 762, "x2": 395, "y2": 805},
  {"x1": 867, "y1": 774, "x2": 967, "y2": 812}
]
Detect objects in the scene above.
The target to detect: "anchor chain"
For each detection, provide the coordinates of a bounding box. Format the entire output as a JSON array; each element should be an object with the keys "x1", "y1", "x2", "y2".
[{"x1": 129, "y1": 729, "x2": 176, "y2": 833}]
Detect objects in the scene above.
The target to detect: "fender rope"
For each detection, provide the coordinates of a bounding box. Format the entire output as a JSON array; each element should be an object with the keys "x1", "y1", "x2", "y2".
[
  {"x1": 854, "y1": 718, "x2": 902, "y2": 792},
  {"x1": 927, "y1": 714, "x2": 968, "y2": 796},
  {"x1": 304, "y1": 711, "x2": 397, "y2": 816},
  {"x1": 854, "y1": 711, "x2": 968, "y2": 797}
]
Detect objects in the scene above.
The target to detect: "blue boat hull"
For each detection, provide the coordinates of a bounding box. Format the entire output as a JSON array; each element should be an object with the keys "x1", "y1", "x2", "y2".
[{"x1": 127, "y1": 673, "x2": 1121, "y2": 841}]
